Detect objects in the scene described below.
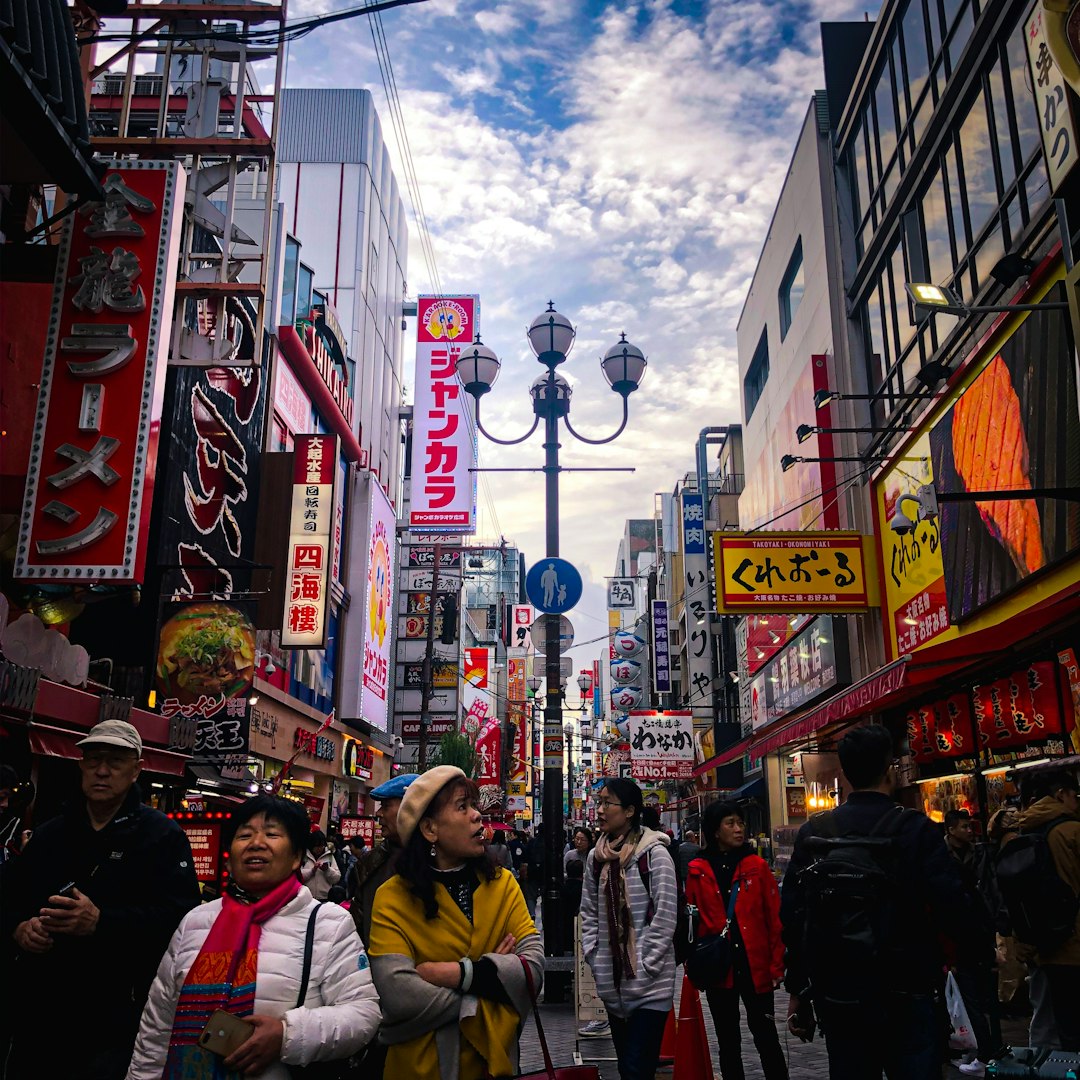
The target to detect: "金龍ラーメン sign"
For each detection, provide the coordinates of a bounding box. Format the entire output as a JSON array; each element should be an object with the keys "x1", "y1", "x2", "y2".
[
  {"x1": 281, "y1": 434, "x2": 339, "y2": 648},
  {"x1": 713, "y1": 532, "x2": 877, "y2": 613}
]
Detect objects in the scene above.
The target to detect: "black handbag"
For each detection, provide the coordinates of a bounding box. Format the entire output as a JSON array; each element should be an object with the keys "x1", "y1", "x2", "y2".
[{"x1": 685, "y1": 880, "x2": 740, "y2": 991}]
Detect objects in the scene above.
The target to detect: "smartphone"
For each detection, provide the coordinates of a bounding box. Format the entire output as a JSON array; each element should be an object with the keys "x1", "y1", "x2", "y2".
[
  {"x1": 199, "y1": 1010, "x2": 255, "y2": 1057},
  {"x1": 56, "y1": 882, "x2": 77, "y2": 899}
]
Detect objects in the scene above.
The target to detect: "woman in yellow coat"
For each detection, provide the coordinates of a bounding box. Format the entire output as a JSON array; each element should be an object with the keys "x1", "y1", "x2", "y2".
[{"x1": 368, "y1": 766, "x2": 544, "y2": 1079}]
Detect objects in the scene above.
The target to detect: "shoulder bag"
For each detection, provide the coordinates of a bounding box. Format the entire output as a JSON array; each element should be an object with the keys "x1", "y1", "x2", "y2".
[{"x1": 685, "y1": 880, "x2": 740, "y2": 991}]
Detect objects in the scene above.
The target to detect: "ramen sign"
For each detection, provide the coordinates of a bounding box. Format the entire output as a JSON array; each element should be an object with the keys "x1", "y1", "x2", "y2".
[{"x1": 281, "y1": 434, "x2": 339, "y2": 648}]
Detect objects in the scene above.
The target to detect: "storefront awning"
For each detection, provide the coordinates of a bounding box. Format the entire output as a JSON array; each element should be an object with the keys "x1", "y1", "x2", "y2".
[
  {"x1": 28, "y1": 722, "x2": 188, "y2": 776},
  {"x1": 692, "y1": 734, "x2": 754, "y2": 776}
]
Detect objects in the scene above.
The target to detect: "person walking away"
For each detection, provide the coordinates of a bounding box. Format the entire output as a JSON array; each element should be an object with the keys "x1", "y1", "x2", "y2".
[
  {"x1": 127, "y1": 795, "x2": 381, "y2": 1078},
  {"x1": 489, "y1": 830, "x2": 514, "y2": 872},
  {"x1": 520, "y1": 827, "x2": 544, "y2": 919},
  {"x1": 943, "y1": 808, "x2": 1000, "y2": 1075},
  {"x1": 1009, "y1": 770, "x2": 1080, "y2": 1051},
  {"x1": 581, "y1": 779, "x2": 678, "y2": 1080},
  {"x1": 342, "y1": 835, "x2": 366, "y2": 895},
  {"x1": 687, "y1": 801, "x2": 787, "y2": 1080},
  {"x1": 977, "y1": 807, "x2": 1026, "y2": 1013},
  {"x1": 1, "y1": 720, "x2": 200, "y2": 1080},
  {"x1": 367, "y1": 767, "x2": 543, "y2": 1079},
  {"x1": 781, "y1": 724, "x2": 975, "y2": 1080},
  {"x1": 678, "y1": 828, "x2": 701, "y2": 883},
  {"x1": 301, "y1": 830, "x2": 341, "y2": 900},
  {"x1": 507, "y1": 830, "x2": 527, "y2": 879}
]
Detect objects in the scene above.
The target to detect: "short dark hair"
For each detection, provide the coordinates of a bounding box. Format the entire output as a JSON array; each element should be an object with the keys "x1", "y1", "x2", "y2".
[
  {"x1": 838, "y1": 725, "x2": 895, "y2": 789},
  {"x1": 573, "y1": 826, "x2": 594, "y2": 848},
  {"x1": 1031, "y1": 770, "x2": 1079, "y2": 801},
  {"x1": 307, "y1": 829, "x2": 327, "y2": 850},
  {"x1": 943, "y1": 808, "x2": 971, "y2": 829},
  {"x1": 228, "y1": 795, "x2": 310, "y2": 857},
  {"x1": 600, "y1": 778, "x2": 644, "y2": 829},
  {"x1": 641, "y1": 806, "x2": 662, "y2": 830},
  {"x1": 702, "y1": 800, "x2": 744, "y2": 853}
]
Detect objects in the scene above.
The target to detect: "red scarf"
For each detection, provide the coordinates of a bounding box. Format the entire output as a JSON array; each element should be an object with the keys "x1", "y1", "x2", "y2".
[{"x1": 164, "y1": 875, "x2": 302, "y2": 1078}]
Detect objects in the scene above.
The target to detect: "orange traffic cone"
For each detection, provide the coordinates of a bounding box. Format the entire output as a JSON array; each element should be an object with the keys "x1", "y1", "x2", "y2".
[
  {"x1": 672, "y1": 973, "x2": 714, "y2": 1080},
  {"x1": 658, "y1": 1007, "x2": 677, "y2": 1064}
]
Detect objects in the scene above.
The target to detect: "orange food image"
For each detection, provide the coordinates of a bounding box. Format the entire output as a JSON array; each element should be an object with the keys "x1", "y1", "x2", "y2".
[{"x1": 951, "y1": 354, "x2": 1045, "y2": 577}]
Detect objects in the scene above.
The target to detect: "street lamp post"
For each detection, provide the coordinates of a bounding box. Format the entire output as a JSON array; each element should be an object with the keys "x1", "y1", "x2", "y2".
[{"x1": 456, "y1": 304, "x2": 646, "y2": 960}]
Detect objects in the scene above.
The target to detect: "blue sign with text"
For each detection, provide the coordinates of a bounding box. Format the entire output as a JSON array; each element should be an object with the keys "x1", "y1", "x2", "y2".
[{"x1": 525, "y1": 558, "x2": 583, "y2": 614}]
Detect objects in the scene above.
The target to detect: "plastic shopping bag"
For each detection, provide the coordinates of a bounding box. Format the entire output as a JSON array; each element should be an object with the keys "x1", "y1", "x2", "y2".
[{"x1": 946, "y1": 971, "x2": 978, "y2": 1052}]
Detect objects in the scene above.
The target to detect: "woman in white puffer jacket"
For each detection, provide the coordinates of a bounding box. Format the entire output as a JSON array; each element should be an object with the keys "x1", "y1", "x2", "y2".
[{"x1": 127, "y1": 795, "x2": 381, "y2": 1079}]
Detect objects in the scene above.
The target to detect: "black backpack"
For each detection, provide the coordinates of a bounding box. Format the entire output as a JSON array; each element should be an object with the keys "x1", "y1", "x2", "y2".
[
  {"x1": 798, "y1": 805, "x2": 914, "y2": 1005},
  {"x1": 995, "y1": 817, "x2": 1079, "y2": 952}
]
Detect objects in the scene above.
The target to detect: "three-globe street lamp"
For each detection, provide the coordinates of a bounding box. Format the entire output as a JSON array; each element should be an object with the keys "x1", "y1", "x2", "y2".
[{"x1": 456, "y1": 303, "x2": 647, "y2": 962}]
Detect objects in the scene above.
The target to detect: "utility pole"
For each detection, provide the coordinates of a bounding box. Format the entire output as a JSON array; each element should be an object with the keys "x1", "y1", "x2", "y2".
[{"x1": 417, "y1": 542, "x2": 442, "y2": 771}]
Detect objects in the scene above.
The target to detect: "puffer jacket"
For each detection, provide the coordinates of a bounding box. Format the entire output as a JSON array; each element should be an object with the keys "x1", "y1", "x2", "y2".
[
  {"x1": 1019, "y1": 796, "x2": 1080, "y2": 966},
  {"x1": 686, "y1": 852, "x2": 784, "y2": 994},
  {"x1": 126, "y1": 886, "x2": 381, "y2": 1079},
  {"x1": 581, "y1": 828, "x2": 678, "y2": 1018}
]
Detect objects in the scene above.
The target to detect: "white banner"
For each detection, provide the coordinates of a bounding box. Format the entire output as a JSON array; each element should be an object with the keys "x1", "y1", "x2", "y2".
[
  {"x1": 409, "y1": 296, "x2": 479, "y2": 532},
  {"x1": 627, "y1": 709, "x2": 694, "y2": 780},
  {"x1": 360, "y1": 478, "x2": 396, "y2": 732}
]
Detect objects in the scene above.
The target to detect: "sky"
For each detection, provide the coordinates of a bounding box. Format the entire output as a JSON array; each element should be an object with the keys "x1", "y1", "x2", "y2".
[{"x1": 284, "y1": 0, "x2": 879, "y2": 689}]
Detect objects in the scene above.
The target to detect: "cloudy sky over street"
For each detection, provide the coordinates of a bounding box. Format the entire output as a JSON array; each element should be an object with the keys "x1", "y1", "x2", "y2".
[{"x1": 286, "y1": 0, "x2": 876, "y2": 677}]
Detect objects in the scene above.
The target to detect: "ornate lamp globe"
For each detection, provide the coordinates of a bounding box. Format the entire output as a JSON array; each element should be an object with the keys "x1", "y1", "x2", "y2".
[
  {"x1": 530, "y1": 372, "x2": 572, "y2": 417},
  {"x1": 527, "y1": 301, "x2": 576, "y2": 365},
  {"x1": 601, "y1": 333, "x2": 647, "y2": 396},
  {"x1": 455, "y1": 334, "x2": 501, "y2": 397}
]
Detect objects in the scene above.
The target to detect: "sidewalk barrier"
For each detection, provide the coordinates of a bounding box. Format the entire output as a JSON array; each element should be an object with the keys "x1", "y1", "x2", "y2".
[{"x1": 672, "y1": 973, "x2": 713, "y2": 1080}]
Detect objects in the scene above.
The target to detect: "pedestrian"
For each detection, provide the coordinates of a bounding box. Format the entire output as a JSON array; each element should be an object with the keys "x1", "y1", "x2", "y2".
[
  {"x1": 520, "y1": 826, "x2": 544, "y2": 918},
  {"x1": 1, "y1": 720, "x2": 201, "y2": 1079},
  {"x1": 564, "y1": 827, "x2": 594, "y2": 969},
  {"x1": 982, "y1": 807, "x2": 1026, "y2": 1013},
  {"x1": 489, "y1": 828, "x2": 514, "y2": 871},
  {"x1": 678, "y1": 828, "x2": 702, "y2": 882},
  {"x1": 943, "y1": 808, "x2": 999, "y2": 1075},
  {"x1": 581, "y1": 778, "x2": 678, "y2": 1080},
  {"x1": 367, "y1": 766, "x2": 543, "y2": 1079},
  {"x1": 686, "y1": 800, "x2": 787, "y2": 1080},
  {"x1": 301, "y1": 829, "x2": 342, "y2": 900},
  {"x1": 564, "y1": 825, "x2": 594, "y2": 875},
  {"x1": 342, "y1": 835, "x2": 365, "y2": 891},
  {"x1": 1014, "y1": 770, "x2": 1080, "y2": 1050},
  {"x1": 507, "y1": 829, "x2": 527, "y2": 877},
  {"x1": 126, "y1": 794, "x2": 381, "y2": 1078},
  {"x1": 781, "y1": 724, "x2": 974, "y2": 1080}
]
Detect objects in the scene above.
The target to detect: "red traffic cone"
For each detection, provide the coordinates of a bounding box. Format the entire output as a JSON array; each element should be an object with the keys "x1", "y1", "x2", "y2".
[
  {"x1": 658, "y1": 1007, "x2": 677, "y2": 1064},
  {"x1": 672, "y1": 973, "x2": 714, "y2": 1080}
]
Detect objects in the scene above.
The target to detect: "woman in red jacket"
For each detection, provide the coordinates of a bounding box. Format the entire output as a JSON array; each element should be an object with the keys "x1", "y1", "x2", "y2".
[{"x1": 686, "y1": 800, "x2": 787, "y2": 1080}]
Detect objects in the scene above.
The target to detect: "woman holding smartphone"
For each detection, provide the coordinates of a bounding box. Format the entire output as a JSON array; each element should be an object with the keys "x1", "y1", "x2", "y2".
[{"x1": 127, "y1": 795, "x2": 381, "y2": 1079}]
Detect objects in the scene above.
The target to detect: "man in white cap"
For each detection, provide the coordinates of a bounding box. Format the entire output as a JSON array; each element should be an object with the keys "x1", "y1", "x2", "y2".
[{"x1": 1, "y1": 719, "x2": 200, "y2": 1079}]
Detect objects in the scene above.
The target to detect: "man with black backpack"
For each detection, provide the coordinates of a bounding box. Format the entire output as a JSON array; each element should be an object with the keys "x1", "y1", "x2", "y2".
[
  {"x1": 780, "y1": 724, "x2": 974, "y2": 1079},
  {"x1": 1001, "y1": 770, "x2": 1080, "y2": 1051}
]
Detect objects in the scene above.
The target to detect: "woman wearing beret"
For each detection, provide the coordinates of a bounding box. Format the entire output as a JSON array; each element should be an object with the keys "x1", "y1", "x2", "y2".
[{"x1": 367, "y1": 766, "x2": 543, "y2": 1079}]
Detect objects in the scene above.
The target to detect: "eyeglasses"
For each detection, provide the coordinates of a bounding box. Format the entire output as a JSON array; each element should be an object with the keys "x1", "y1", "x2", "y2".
[
  {"x1": 595, "y1": 799, "x2": 625, "y2": 810},
  {"x1": 80, "y1": 751, "x2": 138, "y2": 770}
]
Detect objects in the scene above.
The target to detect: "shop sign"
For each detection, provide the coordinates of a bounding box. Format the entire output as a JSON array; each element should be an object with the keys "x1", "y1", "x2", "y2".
[
  {"x1": 462, "y1": 647, "x2": 500, "y2": 787},
  {"x1": 607, "y1": 578, "x2": 636, "y2": 609},
  {"x1": 409, "y1": 295, "x2": 479, "y2": 532},
  {"x1": 785, "y1": 787, "x2": 807, "y2": 820},
  {"x1": 178, "y1": 821, "x2": 221, "y2": 883},
  {"x1": 404, "y1": 614, "x2": 443, "y2": 639},
  {"x1": 360, "y1": 479, "x2": 395, "y2": 731},
  {"x1": 16, "y1": 164, "x2": 183, "y2": 583},
  {"x1": 294, "y1": 726, "x2": 335, "y2": 762},
  {"x1": 508, "y1": 651, "x2": 528, "y2": 784},
  {"x1": 681, "y1": 491, "x2": 713, "y2": 717},
  {"x1": 400, "y1": 716, "x2": 456, "y2": 739},
  {"x1": 593, "y1": 659, "x2": 603, "y2": 719},
  {"x1": 406, "y1": 592, "x2": 449, "y2": 615},
  {"x1": 973, "y1": 661, "x2": 1063, "y2": 751},
  {"x1": 342, "y1": 738, "x2": 374, "y2": 779},
  {"x1": 340, "y1": 816, "x2": 377, "y2": 846},
  {"x1": 168, "y1": 713, "x2": 197, "y2": 751},
  {"x1": 281, "y1": 434, "x2": 339, "y2": 648},
  {"x1": 405, "y1": 568, "x2": 459, "y2": 592},
  {"x1": 627, "y1": 709, "x2": 694, "y2": 780},
  {"x1": 751, "y1": 616, "x2": 846, "y2": 727},
  {"x1": 301, "y1": 794, "x2": 325, "y2": 827},
  {"x1": 1057, "y1": 647, "x2": 1080, "y2": 754},
  {"x1": 906, "y1": 693, "x2": 976, "y2": 763},
  {"x1": 403, "y1": 661, "x2": 458, "y2": 689},
  {"x1": 408, "y1": 546, "x2": 462, "y2": 568},
  {"x1": 1026, "y1": 1, "x2": 1079, "y2": 193},
  {"x1": 714, "y1": 532, "x2": 873, "y2": 612},
  {"x1": 301, "y1": 321, "x2": 354, "y2": 429},
  {"x1": 511, "y1": 604, "x2": 534, "y2": 649},
  {"x1": 651, "y1": 599, "x2": 671, "y2": 693},
  {"x1": 273, "y1": 349, "x2": 312, "y2": 436}
]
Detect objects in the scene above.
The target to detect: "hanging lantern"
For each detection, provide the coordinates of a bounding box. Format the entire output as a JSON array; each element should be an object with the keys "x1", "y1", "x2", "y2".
[
  {"x1": 613, "y1": 715, "x2": 631, "y2": 737},
  {"x1": 613, "y1": 630, "x2": 646, "y2": 657},
  {"x1": 610, "y1": 657, "x2": 642, "y2": 684},
  {"x1": 611, "y1": 685, "x2": 643, "y2": 710}
]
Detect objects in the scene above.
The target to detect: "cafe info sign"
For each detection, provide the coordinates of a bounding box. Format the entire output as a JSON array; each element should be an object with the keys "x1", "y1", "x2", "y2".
[
  {"x1": 713, "y1": 532, "x2": 876, "y2": 613},
  {"x1": 409, "y1": 295, "x2": 479, "y2": 533},
  {"x1": 281, "y1": 434, "x2": 339, "y2": 648},
  {"x1": 16, "y1": 163, "x2": 184, "y2": 583}
]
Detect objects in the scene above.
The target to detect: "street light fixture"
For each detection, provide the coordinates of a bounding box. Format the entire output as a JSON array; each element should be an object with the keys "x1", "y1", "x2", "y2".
[
  {"x1": 796, "y1": 423, "x2": 893, "y2": 444},
  {"x1": 904, "y1": 281, "x2": 1070, "y2": 317},
  {"x1": 456, "y1": 302, "x2": 646, "y2": 964},
  {"x1": 780, "y1": 453, "x2": 885, "y2": 472}
]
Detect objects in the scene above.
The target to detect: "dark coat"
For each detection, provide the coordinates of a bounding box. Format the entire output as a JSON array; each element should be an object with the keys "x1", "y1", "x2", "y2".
[
  {"x1": 349, "y1": 839, "x2": 398, "y2": 947},
  {"x1": 0, "y1": 786, "x2": 200, "y2": 1078}
]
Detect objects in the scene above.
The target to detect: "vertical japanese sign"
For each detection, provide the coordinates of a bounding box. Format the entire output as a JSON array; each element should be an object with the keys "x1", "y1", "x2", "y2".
[
  {"x1": 627, "y1": 710, "x2": 694, "y2": 780},
  {"x1": 681, "y1": 490, "x2": 713, "y2": 716},
  {"x1": 409, "y1": 295, "x2": 478, "y2": 532},
  {"x1": 593, "y1": 658, "x2": 603, "y2": 720},
  {"x1": 361, "y1": 478, "x2": 396, "y2": 731},
  {"x1": 462, "y1": 647, "x2": 499, "y2": 787},
  {"x1": 511, "y1": 604, "x2": 534, "y2": 649},
  {"x1": 607, "y1": 578, "x2": 636, "y2": 609},
  {"x1": 1026, "y1": 1, "x2": 1079, "y2": 193},
  {"x1": 281, "y1": 434, "x2": 339, "y2": 648},
  {"x1": 507, "y1": 650, "x2": 528, "y2": 809},
  {"x1": 16, "y1": 163, "x2": 184, "y2": 583},
  {"x1": 651, "y1": 599, "x2": 671, "y2": 693}
]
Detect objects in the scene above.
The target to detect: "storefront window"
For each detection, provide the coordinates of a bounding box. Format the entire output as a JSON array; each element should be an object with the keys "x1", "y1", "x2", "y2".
[
  {"x1": 958, "y1": 90, "x2": 998, "y2": 247},
  {"x1": 987, "y1": 59, "x2": 1016, "y2": 192},
  {"x1": 922, "y1": 166, "x2": 953, "y2": 291},
  {"x1": 1005, "y1": 17, "x2": 1042, "y2": 167},
  {"x1": 874, "y1": 66, "x2": 898, "y2": 179}
]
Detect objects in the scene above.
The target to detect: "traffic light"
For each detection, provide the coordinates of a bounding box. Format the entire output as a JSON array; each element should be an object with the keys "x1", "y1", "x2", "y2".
[{"x1": 440, "y1": 593, "x2": 458, "y2": 644}]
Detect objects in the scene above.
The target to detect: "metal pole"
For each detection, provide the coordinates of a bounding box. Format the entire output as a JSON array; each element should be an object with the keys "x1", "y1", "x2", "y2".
[
  {"x1": 417, "y1": 542, "x2": 443, "y2": 771},
  {"x1": 541, "y1": 375, "x2": 565, "y2": 958}
]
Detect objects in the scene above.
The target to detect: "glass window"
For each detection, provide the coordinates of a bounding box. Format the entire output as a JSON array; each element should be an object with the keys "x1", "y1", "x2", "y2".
[
  {"x1": 958, "y1": 90, "x2": 998, "y2": 246},
  {"x1": 874, "y1": 66, "x2": 898, "y2": 175},
  {"x1": 987, "y1": 58, "x2": 1016, "y2": 192},
  {"x1": 943, "y1": 143, "x2": 968, "y2": 258},
  {"x1": 922, "y1": 167, "x2": 954, "y2": 290},
  {"x1": 927, "y1": 0, "x2": 944, "y2": 60},
  {"x1": 1023, "y1": 157, "x2": 1050, "y2": 219},
  {"x1": 865, "y1": 283, "x2": 887, "y2": 389},
  {"x1": 892, "y1": 242, "x2": 917, "y2": 356},
  {"x1": 1005, "y1": 20, "x2": 1041, "y2": 166},
  {"x1": 743, "y1": 330, "x2": 769, "y2": 422},
  {"x1": 852, "y1": 121, "x2": 872, "y2": 227},
  {"x1": 973, "y1": 216, "x2": 1005, "y2": 292},
  {"x1": 296, "y1": 263, "x2": 314, "y2": 319},
  {"x1": 903, "y1": 0, "x2": 932, "y2": 110},
  {"x1": 947, "y1": 1, "x2": 974, "y2": 74},
  {"x1": 369, "y1": 242, "x2": 379, "y2": 303},
  {"x1": 281, "y1": 237, "x2": 299, "y2": 325},
  {"x1": 779, "y1": 238, "x2": 805, "y2": 341},
  {"x1": 892, "y1": 38, "x2": 909, "y2": 131}
]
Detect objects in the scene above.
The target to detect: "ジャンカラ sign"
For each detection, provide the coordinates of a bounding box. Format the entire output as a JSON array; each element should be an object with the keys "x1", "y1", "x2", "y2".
[{"x1": 713, "y1": 532, "x2": 877, "y2": 613}]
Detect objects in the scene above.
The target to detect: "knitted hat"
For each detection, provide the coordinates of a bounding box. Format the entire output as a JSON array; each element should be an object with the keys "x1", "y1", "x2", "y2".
[{"x1": 396, "y1": 766, "x2": 467, "y2": 846}]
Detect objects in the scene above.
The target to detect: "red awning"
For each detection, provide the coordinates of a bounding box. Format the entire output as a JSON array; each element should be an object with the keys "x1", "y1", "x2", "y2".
[
  {"x1": 28, "y1": 722, "x2": 189, "y2": 776},
  {"x1": 277, "y1": 326, "x2": 365, "y2": 464},
  {"x1": 692, "y1": 734, "x2": 755, "y2": 776}
]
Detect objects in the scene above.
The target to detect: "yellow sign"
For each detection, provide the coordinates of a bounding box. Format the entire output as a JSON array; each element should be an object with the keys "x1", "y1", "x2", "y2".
[
  {"x1": 508, "y1": 781, "x2": 527, "y2": 797},
  {"x1": 713, "y1": 532, "x2": 879, "y2": 613}
]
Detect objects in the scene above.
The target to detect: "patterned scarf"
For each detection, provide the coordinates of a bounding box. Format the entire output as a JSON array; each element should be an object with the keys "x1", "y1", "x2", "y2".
[
  {"x1": 593, "y1": 829, "x2": 642, "y2": 988},
  {"x1": 163, "y1": 875, "x2": 302, "y2": 1079}
]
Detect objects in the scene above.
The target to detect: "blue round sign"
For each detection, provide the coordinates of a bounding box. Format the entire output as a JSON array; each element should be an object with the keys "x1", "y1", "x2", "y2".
[{"x1": 525, "y1": 558, "x2": 583, "y2": 614}]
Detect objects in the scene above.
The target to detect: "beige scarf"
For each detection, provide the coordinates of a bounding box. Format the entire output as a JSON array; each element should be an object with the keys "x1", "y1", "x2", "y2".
[{"x1": 593, "y1": 828, "x2": 643, "y2": 987}]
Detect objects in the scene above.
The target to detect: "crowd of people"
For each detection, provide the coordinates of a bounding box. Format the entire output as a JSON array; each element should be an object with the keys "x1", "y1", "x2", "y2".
[{"x1": 0, "y1": 717, "x2": 1077, "y2": 1080}]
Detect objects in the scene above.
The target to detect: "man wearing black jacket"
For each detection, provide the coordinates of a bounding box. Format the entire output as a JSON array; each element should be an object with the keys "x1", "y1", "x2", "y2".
[
  {"x1": 1, "y1": 720, "x2": 199, "y2": 1080},
  {"x1": 780, "y1": 724, "x2": 974, "y2": 1079}
]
